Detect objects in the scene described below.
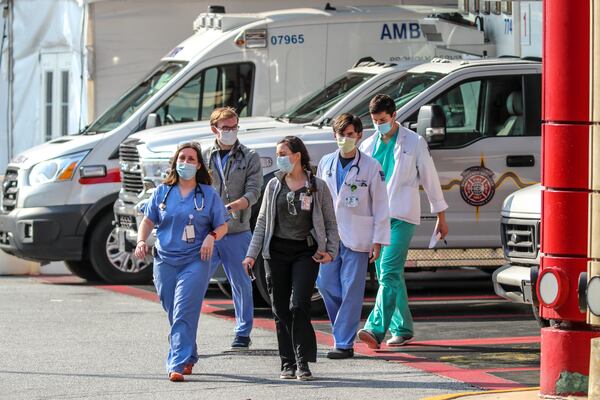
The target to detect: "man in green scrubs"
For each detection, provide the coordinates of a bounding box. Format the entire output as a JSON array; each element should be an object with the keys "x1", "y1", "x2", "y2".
[{"x1": 358, "y1": 94, "x2": 449, "y2": 348}]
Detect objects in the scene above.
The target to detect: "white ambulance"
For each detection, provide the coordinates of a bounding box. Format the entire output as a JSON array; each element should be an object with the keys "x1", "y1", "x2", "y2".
[
  {"x1": 0, "y1": 5, "x2": 492, "y2": 280},
  {"x1": 130, "y1": 57, "x2": 542, "y2": 304}
]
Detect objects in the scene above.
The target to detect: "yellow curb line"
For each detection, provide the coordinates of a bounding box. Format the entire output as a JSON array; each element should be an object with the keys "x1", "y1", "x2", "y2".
[{"x1": 421, "y1": 387, "x2": 539, "y2": 400}]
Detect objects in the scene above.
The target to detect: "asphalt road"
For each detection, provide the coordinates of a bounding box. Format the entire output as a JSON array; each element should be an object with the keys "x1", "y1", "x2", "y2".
[{"x1": 0, "y1": 268, "x2": 540, "y2": 399}]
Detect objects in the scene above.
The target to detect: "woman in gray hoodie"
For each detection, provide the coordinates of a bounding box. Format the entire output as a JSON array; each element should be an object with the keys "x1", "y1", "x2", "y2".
[{"x1": 243, "y1": 136, "x2": 339, "y2": 381}]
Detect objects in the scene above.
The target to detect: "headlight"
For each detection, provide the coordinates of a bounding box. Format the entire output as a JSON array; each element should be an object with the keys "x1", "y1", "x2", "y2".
[
  {"x1": 28, "y1": 150, "x2": 90, "y2": 186},
  {"x1": 142, "y1": 159, "x2": 170, "y2": 188}
]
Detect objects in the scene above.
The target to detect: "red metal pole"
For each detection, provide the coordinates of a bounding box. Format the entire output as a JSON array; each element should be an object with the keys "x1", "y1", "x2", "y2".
[{"x1": 540, "y1": 0, "x2": 600, "y2": 396}]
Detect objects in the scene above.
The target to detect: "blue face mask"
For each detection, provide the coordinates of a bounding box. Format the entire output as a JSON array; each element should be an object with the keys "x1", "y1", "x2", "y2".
[
  {"x1": 375, "y1": 121, "x2": 392, "y2": 136},
  {"x1": 176, "y1": 162, "x2": 197, "y2": 181},
  {"x1": 276, "y1": 156, "x2": 294, "y2": 173}
]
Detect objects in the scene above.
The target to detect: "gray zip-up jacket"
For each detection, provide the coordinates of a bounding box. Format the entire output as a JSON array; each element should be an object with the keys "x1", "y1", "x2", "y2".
[
  {"x1": 246, "y1": 171, "x2": 339, "y2": 260},
  {"x1": 202, "y1": 140, "x2": 263, "y2": 234}
]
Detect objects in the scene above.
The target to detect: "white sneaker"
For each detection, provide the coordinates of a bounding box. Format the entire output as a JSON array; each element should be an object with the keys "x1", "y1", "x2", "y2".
[{"x1": 386, "y1": 335, "x2": 413, "y2": 347}]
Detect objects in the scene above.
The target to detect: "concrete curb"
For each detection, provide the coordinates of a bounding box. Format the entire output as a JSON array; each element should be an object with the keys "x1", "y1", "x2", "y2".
[{"x1": 421, "y1": 387, "x2": 539, "y2": 400}]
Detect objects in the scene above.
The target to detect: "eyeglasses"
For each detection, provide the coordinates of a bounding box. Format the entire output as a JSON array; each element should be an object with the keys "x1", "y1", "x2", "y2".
[
  {"x1": 286, "y1": 191, "x2": 297, "y2": 215},
  {"x1": 217, "y1": 126, "x2": 239, "y2": 133}
]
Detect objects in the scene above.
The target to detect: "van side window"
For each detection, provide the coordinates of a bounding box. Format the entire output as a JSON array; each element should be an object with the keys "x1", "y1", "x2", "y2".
[
  {"x1": 154, "y1": 63, "x2": 254, "y2": 125},
  {"x1": 406, "y1": 75, "x2": 534, "y2": 148},
  {"x1": 523, "y1": 74, "x2": 541, "y2": 136}
]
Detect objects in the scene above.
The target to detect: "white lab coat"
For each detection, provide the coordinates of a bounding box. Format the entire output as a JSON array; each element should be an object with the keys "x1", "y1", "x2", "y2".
[
  {"x1": 360, "y1": 126, "x2": 448, "y2": 225},
  {"x1": 317, "y1": 149, "x2": 391, "y2": 253}
]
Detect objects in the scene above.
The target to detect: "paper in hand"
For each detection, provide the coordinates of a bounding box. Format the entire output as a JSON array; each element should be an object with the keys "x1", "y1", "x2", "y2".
[{"x1": 428, "y1": 220, "x2": 441, "y2": 249}]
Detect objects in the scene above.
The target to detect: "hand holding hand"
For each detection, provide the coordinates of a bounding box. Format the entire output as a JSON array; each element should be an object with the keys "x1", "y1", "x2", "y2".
[{"x1": 134, "y1": 241, "x2": 148, "y2": 259}]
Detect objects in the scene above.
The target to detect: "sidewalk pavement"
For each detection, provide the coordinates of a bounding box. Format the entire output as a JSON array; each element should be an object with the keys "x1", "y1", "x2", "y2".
[{"x1": 0, "y1": 276, "x2": 477, "y2": 400}]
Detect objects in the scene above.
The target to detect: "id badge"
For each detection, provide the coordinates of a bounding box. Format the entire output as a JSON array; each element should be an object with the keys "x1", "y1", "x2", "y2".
[
  {"x1": 299, "y1": 192, "x2": 312, "y2": 211},
  {"x1": 345, "y1": 195, "x2": 358, "y2": 208},
  {"x1": 182, "y1": 224, "x2": 195, "y2": 243}
]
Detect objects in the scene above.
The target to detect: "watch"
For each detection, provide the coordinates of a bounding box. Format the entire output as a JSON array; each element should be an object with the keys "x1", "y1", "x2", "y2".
[{"x1": 208, "y1": 231, "x2": 217, "y2": 239}]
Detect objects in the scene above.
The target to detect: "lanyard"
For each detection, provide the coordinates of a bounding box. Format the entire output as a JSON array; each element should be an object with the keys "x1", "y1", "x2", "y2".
[{"x1": 214, "y1": 151, "x2": 232, "y2": 201}]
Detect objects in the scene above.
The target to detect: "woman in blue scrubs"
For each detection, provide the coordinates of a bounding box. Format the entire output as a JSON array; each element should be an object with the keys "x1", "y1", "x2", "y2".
[{"x1": 134, "y1": 141, "x2": 229, "y2": 382}]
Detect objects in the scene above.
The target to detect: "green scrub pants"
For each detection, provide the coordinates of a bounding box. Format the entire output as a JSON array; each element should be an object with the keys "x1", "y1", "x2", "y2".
[{"x1": 364, "y1": 218, "x2": 415, "y2": 342}]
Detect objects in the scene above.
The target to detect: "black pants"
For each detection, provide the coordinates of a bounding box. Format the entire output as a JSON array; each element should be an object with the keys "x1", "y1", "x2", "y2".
[{"x1": 265, "y1": 236, "x2": 319, "y2": 366}]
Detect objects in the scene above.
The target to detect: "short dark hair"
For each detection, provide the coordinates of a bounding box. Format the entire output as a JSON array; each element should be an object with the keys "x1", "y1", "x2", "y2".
[
  {"x1": 332, "y1": 113, "x2": 363, "y2": 135},
  {"x1": 164, "y1": 141, "x2": 212, "y2": 186},
  {"x1": 369, "y1": 94, "x2": 396, "y2": 116}
]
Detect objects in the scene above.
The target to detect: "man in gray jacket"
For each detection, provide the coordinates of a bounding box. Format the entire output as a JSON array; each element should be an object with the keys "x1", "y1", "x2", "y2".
[{"x1": 203, "y1": 107, "x2": 263, "y2": 349}]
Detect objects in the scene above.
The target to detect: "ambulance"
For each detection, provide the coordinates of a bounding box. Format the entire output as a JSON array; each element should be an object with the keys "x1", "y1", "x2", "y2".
[
  {"x1": 130, "y1": 56, "x2": 542, "y2": 305},
  {"x1": 0, "y1": 5, "x2": 491, "y2": 281}
]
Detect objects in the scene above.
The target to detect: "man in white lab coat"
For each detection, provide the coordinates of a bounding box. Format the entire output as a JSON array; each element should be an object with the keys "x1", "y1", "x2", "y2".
[
  {"x1": 317, "y1": 113, "x2": 390, "y2": 359},
  {"x1": 357, "y1": 94, "x2": 448, "y2": 348}
]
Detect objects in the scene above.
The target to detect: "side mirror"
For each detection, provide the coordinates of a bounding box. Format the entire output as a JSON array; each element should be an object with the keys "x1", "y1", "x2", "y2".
[
  {"x1": 145, "y1": 113, "x2": 161, "y2": 129},
  {"x1": 416, "y1": 104, "x2": 446, "y2": 146}
]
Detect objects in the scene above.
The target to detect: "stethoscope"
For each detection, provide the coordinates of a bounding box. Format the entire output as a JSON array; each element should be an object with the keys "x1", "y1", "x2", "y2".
[
  {"x1": 326, "y1": 150, "x2": 362, "y2": 186},
  {"x1": 159, "y1": 184, "x2": 205, "y2": 212}
]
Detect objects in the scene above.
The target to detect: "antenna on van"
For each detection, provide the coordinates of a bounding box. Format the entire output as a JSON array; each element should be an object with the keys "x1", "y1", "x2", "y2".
[
  {"x1": 325, "y1": 3, "x2": 336, "y2": 11},
  {"x1": 208, "y1": 5, "x2": 225, "y2": 13}
]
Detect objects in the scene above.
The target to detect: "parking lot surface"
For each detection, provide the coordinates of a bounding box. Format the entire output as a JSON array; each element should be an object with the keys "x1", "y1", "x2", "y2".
[{"x1": 0, "y1": 273, "x2": 484, "y2": 400}]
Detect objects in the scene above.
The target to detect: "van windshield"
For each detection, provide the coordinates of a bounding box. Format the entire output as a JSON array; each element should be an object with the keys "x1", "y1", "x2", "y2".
[
  {"x1": 344, "y1": 72, "x2": 444, "y2": 128},
  {"x1": 84, "y1": 61, "x2": 186, "y2": 134},
  {"x1": 280, "y1": 72, "x2": 374, "y2": 124}
]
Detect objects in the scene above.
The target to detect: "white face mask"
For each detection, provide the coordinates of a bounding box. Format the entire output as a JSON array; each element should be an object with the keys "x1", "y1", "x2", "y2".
[{"x1": 218, "y1": 128, "x2": 238, "y2": 146}]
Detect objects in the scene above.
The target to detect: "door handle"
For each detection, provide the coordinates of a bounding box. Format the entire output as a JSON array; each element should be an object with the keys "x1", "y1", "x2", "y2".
[{"x1": 506, "y1": 155, "x2": 535, "y2": 167}]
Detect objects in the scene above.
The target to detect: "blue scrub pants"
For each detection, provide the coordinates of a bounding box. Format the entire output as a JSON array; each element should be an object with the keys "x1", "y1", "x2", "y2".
[
  {"x1": 317, "y1": 243, "x2": 369, "y2": 350},
  {"x1": 153, "y1": 257, "x2": 212, "y2": 374},
  {"x1": 211, "y1": 230, "x2": 253, "y2": 337}
]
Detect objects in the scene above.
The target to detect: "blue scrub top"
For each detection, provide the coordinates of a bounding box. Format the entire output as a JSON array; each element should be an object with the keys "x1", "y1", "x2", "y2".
[
  {"x1": 336, "y1": 156, "x2": 353, "y2": 193},
  {"x1": 145, "y1": 183, "x2": 229, "y2": 266}
]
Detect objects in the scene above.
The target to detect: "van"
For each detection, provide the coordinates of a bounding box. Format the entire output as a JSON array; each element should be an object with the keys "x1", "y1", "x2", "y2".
[
  {"x1": 0, "y1": 6, "x2": 490, "y2": 280},
  {"x1": 112, "y1": 60, "x2": 407, "y2": 283},
  {"x1": 132, "y1": 57, "x2": 543, "y2": 305},
  {"x1": 492, "y1": 183, "x2": 542, "y2": 322}
]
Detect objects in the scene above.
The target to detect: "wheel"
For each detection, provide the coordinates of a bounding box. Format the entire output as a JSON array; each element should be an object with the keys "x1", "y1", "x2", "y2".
[
  {"x1": 217, "y1": 281, "x2": 233, "y2": 299},
  {"x1": 253, "y1": 256, "x2": 326, "y2": 315},
  {"x1": 64, "y1": 260, "x2": 102, "y2": 282},
  {"x1": 531, "y1": 301, "x2": 550, "y2": 328},
  {"x1": 89, "y1": 212, "x2": 153, "y2": 284}
]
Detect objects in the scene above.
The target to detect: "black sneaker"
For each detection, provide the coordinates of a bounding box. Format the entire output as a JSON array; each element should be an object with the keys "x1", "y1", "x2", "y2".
[
  {"x1": 279, "y1": 363, "x2": 296, "y2": 379},
  {"x1": 231, "y1": 335, "x2": 251, "y2": 350},
  {"x1": 296, "y1": 362, "x2": 314, "y2": 381},
  {"x1": 326, "y1": 348, "x2": 354, "y2": 359}
]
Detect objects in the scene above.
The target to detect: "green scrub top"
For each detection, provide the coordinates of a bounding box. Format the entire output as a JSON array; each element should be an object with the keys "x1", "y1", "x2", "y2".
[{"x1": 372, "y1": 133, "x2": 397, "y2": 183}]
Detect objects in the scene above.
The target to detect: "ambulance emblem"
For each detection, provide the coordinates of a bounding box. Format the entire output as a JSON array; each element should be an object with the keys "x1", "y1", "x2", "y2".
[{"x1": 460, "y1": 166, "x2": 495, "y2": 207}]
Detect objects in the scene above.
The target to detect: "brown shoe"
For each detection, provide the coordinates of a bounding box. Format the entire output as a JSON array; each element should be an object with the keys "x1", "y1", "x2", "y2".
[
  {"x1": 169, "y1": 372, "x2": 184, "y2": 382},
  {"x1": 357, "y1": 329, "x2": 381, "y2": 349},
  {"x1": 182, "y1": 364, "x2": 193, "y2": 375}
]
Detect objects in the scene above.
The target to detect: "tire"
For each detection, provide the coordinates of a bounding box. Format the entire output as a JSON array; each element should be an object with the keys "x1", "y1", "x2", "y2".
[
  {"x1": 532, "y1": 301, "x2": 550, "y2": 328},
  {"x1": 89, "y1": 212, "x2": 153, "y2": 284},
  {"x1": 253, "y1": 256, "x2": 326, "y2": 315},
  {"x1": 64, "y1": 260, "x2": 102, "y2": 282}
]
